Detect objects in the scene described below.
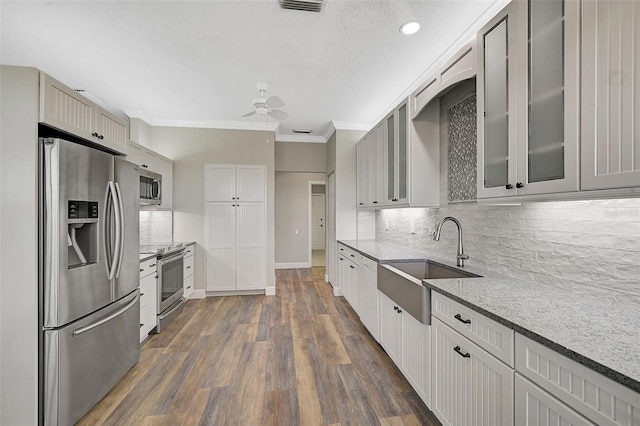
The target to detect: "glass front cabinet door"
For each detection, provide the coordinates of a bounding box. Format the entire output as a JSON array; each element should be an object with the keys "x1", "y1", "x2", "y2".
[
  {"x1": 385, "y1": 103, "x2": 409, "y2": 205},
  {"x1": 477, "y1": 0, "x2": 579, "y2": 199}
]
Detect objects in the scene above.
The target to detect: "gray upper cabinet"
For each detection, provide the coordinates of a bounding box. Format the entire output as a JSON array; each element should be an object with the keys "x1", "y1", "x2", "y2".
[
  {"x1": 581, "y1": 0, "x2": 640, "y2": 191},
  {"x1": 357, "y1": 99, "x2": 439, "y2": 209},
  {"x1": 39, "y1": 73, "x2": 129, "y2": 155},
  {"x1": 477, "y1": 0, "x2": 580, "y2": 199},
  {"x1": 410, "y1": 42, "x2": 476, "y2": 120}
]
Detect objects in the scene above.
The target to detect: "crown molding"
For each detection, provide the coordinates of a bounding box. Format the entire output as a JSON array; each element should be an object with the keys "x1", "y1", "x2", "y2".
[
  {"x1": 124, "y1": 109, "x2": 279, "y2": 132},
  {"x1": 332, "y1": 121, "x2": 371, "y2": 132}
]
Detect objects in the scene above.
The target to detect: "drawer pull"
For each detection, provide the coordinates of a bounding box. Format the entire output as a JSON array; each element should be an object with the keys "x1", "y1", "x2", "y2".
[
  {"x1": 186, "y1": 266, "x2": 191, "y2": 269},
  {"x1": 140, "y1": 323, "x2": 144, "y2": 328},
  {"x1": 139, "y1": 268, "x2": 144, "y2": 272},
  {"x1": 150, "y1": 264, "x2": 156, "y2": 267},
  {"x1": 350, "y1": 254, "x2": 355, "y2": 257},
  {"x1": 454, "y1": 346, "x2": 471, "y2": 358},
  {"x1": 140, "y1": 293, "x2": 144, "y2": 296},
  {"x1": 349, "y1": 265, "x2": 355, "y2": 269},
  {"x1": 454, "y1": 313, "x2": 471, "y2": 324}
]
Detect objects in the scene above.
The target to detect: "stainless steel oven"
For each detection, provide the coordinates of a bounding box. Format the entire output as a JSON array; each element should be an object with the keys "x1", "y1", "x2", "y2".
[{"x1": 156, "y1": 248, "x2": 185, "y2": 332}]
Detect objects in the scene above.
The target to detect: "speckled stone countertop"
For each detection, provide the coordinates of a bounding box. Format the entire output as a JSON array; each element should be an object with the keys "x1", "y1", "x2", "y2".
[
  {"x1": 139, "y1": 253, "x2": 156, "y2": 262},
  {"x1": 338, "y1": 239, "x2": 640, "y2": 394}
]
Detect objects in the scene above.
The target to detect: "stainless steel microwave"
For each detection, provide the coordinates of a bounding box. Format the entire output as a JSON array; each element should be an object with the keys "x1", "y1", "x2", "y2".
[{"x1": 139, "y1": 169, "x2": 162, "y2": 205}]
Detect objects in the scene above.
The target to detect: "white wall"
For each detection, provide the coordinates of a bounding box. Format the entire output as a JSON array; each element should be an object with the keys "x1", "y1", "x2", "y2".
[
  {"x1": 275, "y1": 172, "x2": 326, "y2": 266},
  {"x1": 0, "y1": 66, "x2": 40, "y2": 425},
  {"x1": 369, "y1": 83, "x2": 640, "y2": 313},
  {"x1": 148, "y1": 126, "x2": 276, "y2": 293},
  {"x1": 275, "y1": 142, "x2": 327, "y2": 173}
]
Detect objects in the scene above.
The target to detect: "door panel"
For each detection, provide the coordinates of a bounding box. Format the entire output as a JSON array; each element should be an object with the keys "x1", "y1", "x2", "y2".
[
  {"x1": 42, "y1": 138, "x2": 113, "y2": 327},
  {"x1": 113, "y1": 158, "x2": 140, "y2": 301},
  {"x1": 205, "y1": 165, "x2": 236, "y2": 201},
  {"x1": 206, "y1": 248, "x2": 235, "y2": 291},
  {"x1": 236, "y1": 165, "x2": 266, "y2": 201},
  {"x1": 44, "y1": 291, "x2": 139, "y2": 426},
  {"x1": 311, "y1": 194, "x2": 325, "y2": 250},
  {"x1": 235, "y1": 202, "x2": 265, "y2": 246},
  {"x1": 236, "y1": 247, "x2": 266, "y2": 290}
]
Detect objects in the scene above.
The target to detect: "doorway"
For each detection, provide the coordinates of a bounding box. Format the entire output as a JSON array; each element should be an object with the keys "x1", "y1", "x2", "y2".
[{"x1": 309, "y1": 182, "x2": 326, "y2": 267}]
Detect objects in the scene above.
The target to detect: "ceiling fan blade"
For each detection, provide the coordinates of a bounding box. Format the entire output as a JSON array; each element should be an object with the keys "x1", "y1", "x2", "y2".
[
  {"x1": 269, "y1": 109, "x2": 288, "y2": 121},
  {"x1": 266, "y1": 95, "x2": 285, "y2": 108},
  {"x1": 241, "y1": 111, "x2": 257, "y2": 118}
]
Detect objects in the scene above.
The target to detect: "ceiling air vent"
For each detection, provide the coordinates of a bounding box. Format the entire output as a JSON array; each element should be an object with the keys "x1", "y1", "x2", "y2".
[
  {"x1": 279, "y1": 0, "x2": 323, "y2": 13},
  {"x1": 293, "y1": 129, "x2": 312, "y2": 134}
]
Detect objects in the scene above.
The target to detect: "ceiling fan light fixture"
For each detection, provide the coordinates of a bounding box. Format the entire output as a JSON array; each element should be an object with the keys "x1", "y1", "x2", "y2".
[
  {"x1": 256, "y1": 106, "x2": 269, "y2": 116},
  {"x1": 400, "y1": 21, "x2": 420, "y2": 35}
]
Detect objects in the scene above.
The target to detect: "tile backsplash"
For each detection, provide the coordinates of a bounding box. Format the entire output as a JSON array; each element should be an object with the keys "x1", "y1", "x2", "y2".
[
  {"x1": 373, "y1": 200, "x2": 640, "y2": 312},
  {"x1": 139, "y1": 210, "x2": 173, "y2": 245}
]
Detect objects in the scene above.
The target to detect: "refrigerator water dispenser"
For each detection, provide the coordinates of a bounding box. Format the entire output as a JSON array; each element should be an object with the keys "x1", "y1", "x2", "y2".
[{"x1": 67, "y1": 200, "x2": 99, "y2": 268}]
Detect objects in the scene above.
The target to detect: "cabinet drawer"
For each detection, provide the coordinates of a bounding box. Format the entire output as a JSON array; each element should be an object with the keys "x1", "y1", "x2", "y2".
[
  {"x1": 185, "y1": 244, "x2": 195, "y2": 258},
  {"x1": 183, "y1": 254, "x2": 194, "y2": 278},
  {"x1": 338, "y1": 244, "x2": 361, "y2": 265},
  {"x1": 515, "y1": 373, "x2": 595, "y2": 426},
  {"x1": 516, "y1": 333, "x2": 640, "y2": 426},
  {"x1": 139, "y1": 304, "x2": 148, "y2": 342},
  {"x1": 432, "y1": 292, "x2": 514, "y2": 367},
  {"x1": 184, "y1": 274, "x2": 194, "y2": 300},
  {"x1": 140, "y1": 257, "x2": 157, "y2": 279}
]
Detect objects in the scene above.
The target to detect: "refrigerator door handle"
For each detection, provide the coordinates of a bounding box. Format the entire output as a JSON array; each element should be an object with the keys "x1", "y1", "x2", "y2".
[
  {"x1": 71, "y1": 294, "x2": 138, "y2": 336},
  {"x1": 114, "y1": 182, "x2": 125, "y2": 279},
  {"x1": 105, "y1": 181, "x2": 120, "y2": 280}
]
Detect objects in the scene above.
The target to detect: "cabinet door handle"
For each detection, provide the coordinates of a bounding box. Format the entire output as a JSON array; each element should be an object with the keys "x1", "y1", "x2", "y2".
[
  {"x1": 359, "y1": 202, "x2": 364, "y2": 205},
  {"x1": 505, "y1": 183, "x2": 513, "y2": 190},
  {"x1": 454, "y1": 313, "x2": 471, "y2": 324},
  {"x1": 140, "y1": 293, "x2": 144, "y2": 296},
  {"x1": 187, "y1": 286, "x2": 191, "y2": 289},
  {"x1": 186, "y1": 266, "x2": 191, "y2": 269},
  {"x1": 516, "y1": 182, "x2": 524, "y2": 188},
  {"x1": 393, "y1": 306, "x2": 398, "y2": 312},
  {"x1": 140, "y1": 268, "x2": 144, "y2": 272},
  {"x1": 372, "y1": 201, "x2": 378, "y2": 204},
  {"x1": 350, "y1": 254, "x2": 355, "y2": 257},
  {"x1": 349, "y1": 265, "x2": 354, "y2": 269},
  {"x1": 98, "y1": 134, "x2": 104, "y2": 140},
  {"x1": 140, "y1": 323, "x2": 144, "y2": 328},
  {"x1": 392, "y1": 198, "x2": 398, "y2": 202},
  {"x1": 150, "y1": 264, "x2": 156, "y2": 267},
  {"x1": 454, "y1": 346, "x2": 471, "y2": 358},
  {"x1": 91, "y1": 132, "x2": 99, "y2": 138}
]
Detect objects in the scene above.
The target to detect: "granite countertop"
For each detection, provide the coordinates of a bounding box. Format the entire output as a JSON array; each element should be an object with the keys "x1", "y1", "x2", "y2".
[
  {"x1": 338, "y1": 239, "x2": 640, "y2": 394},
  {"x1": 139, "y1": 253, "x2": 156, "y2": 262}
]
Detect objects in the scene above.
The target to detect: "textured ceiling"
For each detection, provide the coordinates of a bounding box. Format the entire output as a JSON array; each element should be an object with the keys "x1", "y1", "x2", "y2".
[{"x1": 0, "y1": 0, "x2": 503, "y2": 141}]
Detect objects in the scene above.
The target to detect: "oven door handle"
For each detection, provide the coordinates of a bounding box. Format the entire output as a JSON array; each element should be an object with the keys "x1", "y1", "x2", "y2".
[{"x1": 159, "y1": 251, "x2": 185, "y2": 265}]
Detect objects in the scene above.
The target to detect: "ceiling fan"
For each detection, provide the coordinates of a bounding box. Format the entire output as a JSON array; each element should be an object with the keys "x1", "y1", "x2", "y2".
[{"x1": 241, "y1": 83, "x2": 288, "y2": 121}]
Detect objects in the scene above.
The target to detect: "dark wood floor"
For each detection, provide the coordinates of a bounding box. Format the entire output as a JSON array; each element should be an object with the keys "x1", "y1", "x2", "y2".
[{"x1": 78, "y1": 267, "x2": 440, "y2": 425}]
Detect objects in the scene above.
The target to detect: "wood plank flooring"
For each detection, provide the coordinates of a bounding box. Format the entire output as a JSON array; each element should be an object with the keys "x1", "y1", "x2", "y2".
[{"x1": 78, "y1": 267, "x2": 441, "y2": 425}]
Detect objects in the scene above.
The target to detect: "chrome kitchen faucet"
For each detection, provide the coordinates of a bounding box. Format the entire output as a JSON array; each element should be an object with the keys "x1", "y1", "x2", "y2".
[{"x1": 433, "y1": 216, "x2": 469, "y2": 267}]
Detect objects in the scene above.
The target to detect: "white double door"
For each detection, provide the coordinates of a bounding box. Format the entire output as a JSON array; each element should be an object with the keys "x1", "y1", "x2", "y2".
[{"x1": 205, "y1": 165, "x2": 266, "y2": 291}]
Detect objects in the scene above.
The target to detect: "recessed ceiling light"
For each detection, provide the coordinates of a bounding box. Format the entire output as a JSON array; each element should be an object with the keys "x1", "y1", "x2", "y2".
[{"x1": 400, "y1": 21, "x2": 420, "y2": 35}]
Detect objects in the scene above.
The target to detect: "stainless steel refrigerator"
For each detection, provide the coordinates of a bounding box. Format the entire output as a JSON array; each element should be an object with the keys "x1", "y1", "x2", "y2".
[{"x1": 39, "y1": 137, "x2": 140, "y2": 425}]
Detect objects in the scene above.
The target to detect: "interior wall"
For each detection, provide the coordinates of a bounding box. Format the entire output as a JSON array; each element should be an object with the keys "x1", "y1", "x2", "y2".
[
  {"x1": 373, "y1": 83, "x2": 640, "y2": 313},
  {"x1": 0, "y1": 66, "x2": 40, "y2": 425},
  {"x1": 334, "y1": 129, "x2": 365, "y2": 241},
  {"x1": 275, "y1": 142, "x2": 327, "y2": 172},
  {"x1": 275, "y1": 172, "x2": 326, "y2": 266},
  {"x1": 148, "y1": 126, "x2": 276, "y2": 292}
]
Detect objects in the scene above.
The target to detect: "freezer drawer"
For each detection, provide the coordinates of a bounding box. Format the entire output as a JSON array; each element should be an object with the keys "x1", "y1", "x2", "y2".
[{"x1": 43, "y1": 291, "x2": 140, "y2": 426}]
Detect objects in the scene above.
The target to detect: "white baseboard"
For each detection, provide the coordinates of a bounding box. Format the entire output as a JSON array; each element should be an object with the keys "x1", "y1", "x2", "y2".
[
  {"x1": 265, "y1": 286, "x2": 276, "y2": 296},
  {"x1": 206, "y1": 289, "x2": 265, "y2": 297},
  {"x1": 275, "y1": 262, "x2": 311, "y2": 269},
  {"x1": 333, "y1": 286, "x2": 342, "y2": 297},
  {"x1": 324, "y1": 273, "x2": 328, "y2": 282},
  {"x1": 189, "y1": 290, "x2": 206, "y2": 299}
]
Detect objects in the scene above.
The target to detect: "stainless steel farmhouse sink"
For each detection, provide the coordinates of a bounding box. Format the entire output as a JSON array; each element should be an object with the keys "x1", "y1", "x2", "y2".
[
  {"x1": 385, "y1": 260, "x2": 481, "y2": 280},
  {"x1": 377, "y1": 261, "x2": 481, "y2": 324}
]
